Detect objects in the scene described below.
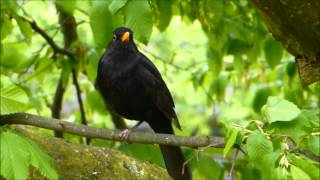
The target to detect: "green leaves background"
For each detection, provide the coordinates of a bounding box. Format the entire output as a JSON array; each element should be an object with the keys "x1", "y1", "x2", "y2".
[{"x1": 0, "y1": 0, "x2": 319, "y2": 179}]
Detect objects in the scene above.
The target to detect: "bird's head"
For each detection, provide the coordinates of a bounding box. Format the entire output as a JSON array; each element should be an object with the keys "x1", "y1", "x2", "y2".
[
  {"x1": 113, "y1": 27, "x2": 133, "y2": 43},
  {"x1": 108, "y1": 27, "x2": 138, "y2": 53}
]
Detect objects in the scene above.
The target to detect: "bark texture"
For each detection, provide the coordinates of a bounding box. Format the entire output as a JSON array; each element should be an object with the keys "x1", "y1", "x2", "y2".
[{"x1": 252, "y1": 0, "x2": 320, "y2": 86}]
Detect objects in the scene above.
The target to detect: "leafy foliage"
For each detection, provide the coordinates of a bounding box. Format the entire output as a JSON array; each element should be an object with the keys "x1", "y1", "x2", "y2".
[
  {"x1": 262, "y1": 96, "x2": 301, "y2": 123},
  {"x1": 0, "y1": 75, "x2": 29, "y2": 114},
  {"x1": 0, "y1": 129, "x2": 58, "y2": 180},
  {"x1": 0, "y1": 0, "x2": 319, "y2": 179}
]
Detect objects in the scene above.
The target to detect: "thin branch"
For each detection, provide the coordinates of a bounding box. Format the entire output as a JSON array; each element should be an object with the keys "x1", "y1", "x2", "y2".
[
  {"x1": 18, "y1": 15, "x2": 72, "y2": 58},
  {"x1": 51, "y1": 73, "x2": 68, "y2": 138},
  {"x1": 71, "y1": 69, "x2": 88, "y2": 142},
  {"x1": 0, "y1": 113, "x2": 226, "y2": 148}
]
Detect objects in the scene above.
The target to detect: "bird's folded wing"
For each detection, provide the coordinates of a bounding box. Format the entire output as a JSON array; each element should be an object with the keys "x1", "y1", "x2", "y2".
[{"x1": 138, "y1": 55, "x2": 181, "y2": 129}]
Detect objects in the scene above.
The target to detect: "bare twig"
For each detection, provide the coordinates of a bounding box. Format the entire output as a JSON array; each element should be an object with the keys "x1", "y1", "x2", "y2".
[
  {"x1": 17, "y1": 15, "x2": 72, "y2": 58},
  {"x1": 71, "y1": 69, "x2": 89, "y2": 143},
  {"x1": 0, "y1": 113, "x2": 226, "y2": 148}
]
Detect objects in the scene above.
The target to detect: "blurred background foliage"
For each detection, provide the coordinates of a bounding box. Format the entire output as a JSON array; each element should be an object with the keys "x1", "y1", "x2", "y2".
[{"x1": 0, "y1": 0, "x2": 319, "y2": 179}]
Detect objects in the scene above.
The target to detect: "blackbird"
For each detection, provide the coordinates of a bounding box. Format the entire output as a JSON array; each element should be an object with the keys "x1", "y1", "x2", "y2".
[{"x1": 95, "y1": 27, "x2": 192, "y2": 180}]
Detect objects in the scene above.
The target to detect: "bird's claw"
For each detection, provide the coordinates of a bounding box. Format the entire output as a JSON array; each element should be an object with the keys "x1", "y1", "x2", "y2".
[{"x1": 119, "y1": 129, "x2": 131, "y2": 141}]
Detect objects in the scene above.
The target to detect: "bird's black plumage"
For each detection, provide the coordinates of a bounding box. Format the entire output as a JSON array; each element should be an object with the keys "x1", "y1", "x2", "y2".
[{"x1": 95, "y1": 27, "x2": 192, "y2": 180}]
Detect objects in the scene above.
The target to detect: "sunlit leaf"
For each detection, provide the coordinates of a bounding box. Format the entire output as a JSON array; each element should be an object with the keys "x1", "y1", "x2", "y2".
[
  {"x1": 1, "y1": 0, "x2": 18, "y2": 14},
  {"x1": 0, "y1": 130, "x2": 58, "y2": 180},
  {"x1": 0, "y1": 43, "x2": 30, "y2": 71},
  {"x1": 290, "y1": 154, "x2": 320, "y2": 180},
  {"x1": 262, "y1": 96, "x2": 301, "y2": 123},
  {"x1": 15, "y1": 17, "x2": 33, "y2": 43},
  {"x1": 0, "y1": 131, "x2": 30, "y2": 180},
  {"x1": 108, "y1": 0, "x2": 128, "y2": 15},
  {"x1": 89, "y1": 0, "x2": 113, "y2": 49},
  {"x1": 123, "y1": 0, "x2": 153, "y2": 44},
  {"x1": 307, "y1": 135, "x2": 320, "y2": 156},
  {"x1": 0, "y1": 76, "x2": 28, "y2": 114},
  {"x1": 223, "y1": 128, "x2": 239, "y2": 157},
  {"x1": 246, "y1": 131, "x2": 273, "y2": 162},
  {"x1": 269, "y1": 110, "x2": 315, "y2": 144},
  {"x1": 291, "y1": 165, "x2": 311, "y2": 180},
  {"x1": 0, "y1": 14, "x2": 13, "y2": 40},
  {"x1": 55, "y1": 0, "x2": 77, "y2": 15}
]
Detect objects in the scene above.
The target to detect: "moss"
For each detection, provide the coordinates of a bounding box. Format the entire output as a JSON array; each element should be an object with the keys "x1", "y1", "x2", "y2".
[{"x1": 16, "y1": 127, "x2": 171, "y2": 180}]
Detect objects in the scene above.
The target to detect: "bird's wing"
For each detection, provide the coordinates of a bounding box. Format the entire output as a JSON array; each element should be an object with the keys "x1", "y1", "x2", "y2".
[
  {"x1": 95, "y1": 54, "x2": 105, "y2": 89},
  {"x1": 138, "y1": 54, "x2": 181, "y2": 129}
]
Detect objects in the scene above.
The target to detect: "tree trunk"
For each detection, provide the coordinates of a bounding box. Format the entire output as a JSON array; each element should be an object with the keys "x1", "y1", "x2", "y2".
[{"x1": 252, "y1": 0, "x2": 320, "y2": 86}]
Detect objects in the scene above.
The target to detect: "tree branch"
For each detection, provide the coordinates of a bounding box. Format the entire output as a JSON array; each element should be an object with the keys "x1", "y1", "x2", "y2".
[
  {"x1": 0, "y1": 113, "x2": 225, "y2": 148},
  {"x1": 71, "y1": 69, "x2": 87, "y2": 127},
  {"x1": 18, "y1": 15, "x2": 72, "y2": 58},
  {"x1": 51, "y1": 72, "x2": 68, "y2": 138}
]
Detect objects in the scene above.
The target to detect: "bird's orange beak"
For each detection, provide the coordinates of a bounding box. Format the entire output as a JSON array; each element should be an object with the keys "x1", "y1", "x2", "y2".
[{"x1": 121, "y1": 32, "x2": 130, "y2": 42}]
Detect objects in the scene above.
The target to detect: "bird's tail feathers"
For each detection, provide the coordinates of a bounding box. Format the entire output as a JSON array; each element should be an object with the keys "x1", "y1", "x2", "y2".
[{"x1": 149, "y1": 120, "x2": 192, "y2": 180}]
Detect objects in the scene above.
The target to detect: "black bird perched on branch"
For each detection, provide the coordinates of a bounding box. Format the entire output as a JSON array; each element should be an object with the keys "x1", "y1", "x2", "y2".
[{"x1": 95, "y1": 27, "x2": 192, "y2": 180}]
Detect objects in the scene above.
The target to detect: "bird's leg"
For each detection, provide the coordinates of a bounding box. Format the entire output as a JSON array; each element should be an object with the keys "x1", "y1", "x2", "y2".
[{"x1": 119, "y1": 121, "x2": 144, "y2": 140}]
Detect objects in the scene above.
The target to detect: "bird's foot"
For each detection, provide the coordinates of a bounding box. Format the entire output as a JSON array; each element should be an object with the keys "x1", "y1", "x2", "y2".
[{"x1": 119, "y1": 129, "x2": 131, "y2": 141}]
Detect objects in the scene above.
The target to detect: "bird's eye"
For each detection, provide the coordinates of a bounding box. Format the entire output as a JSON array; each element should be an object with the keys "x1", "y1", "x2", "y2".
[{"x1": 113, "y1": 34, "x2": 116, "y2": 41}]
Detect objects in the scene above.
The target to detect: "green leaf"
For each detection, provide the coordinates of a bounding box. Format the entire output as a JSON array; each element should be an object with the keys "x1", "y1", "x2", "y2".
[
  {"x1": 15, "y1": 17, "x2": 33, "y2": 43},
  {"x1": 155, "y1": 0, "x2": 172, "y2": 31},
  {"x1": 0, "y1": 130, "x2": 58, "y2": 180},
  {"x1": 89, "y1": 0, "x2": 113, "y2": 49},
  {"x1": 227, "y1": 37, "x2": 251, "y2": 55},
  {"x1": 291, "y1": 165, "x2": 311, "y2": 180},
  {"x1": 246, "y1": 131, "x2": 273, "y2": 162},
  {"x1": 0, "y1": 43, "x2": 30, "y2": 71},
  {"x1": 1, "y1": 0, "x2": 18, "y2": 14},
  {"x1": 262, "y1": 96, "x2": 301, "y2": 123},
  {"x1": 123, "y1": 0, "x2": 153, "y2": 44},
  {"x1": 207, "y1": 49, "x2": 222, "y2": 76},
  {"x1": 195, "y1": 153, "x2": 222, "y2": 180},
  {"x1": 24, "y1": 137, "x2": 58, "y2": 179},
  {"x1": 269, "y1": 110, "x2": 316, "y2": 144},
  {"x1": 0, "y1": 14, "x2": 13, "y2": 40},
  {"x1": 210, "y1": 73, "x2": 228, "y2": 101},
  {"x1": 290, "y1": 154, "x2": 320, "y2": 180},
  {"x1": 223, "y1": 128, "x2": 239, "y2": 157},
  {"x1": 252, "y1": 86, "x2": 273, "y2": 113},
  {"x1": 0, "y1": 76, "x2": 28, "y2": 114},
  {"x1": 108, "y1": 0, "x2": 128, "y2": 15},
  {"x1": 55, "y1": 0, "x2": 77, "y2": 14},
  {"x1": 1, "y1": 131, "x2": 30, "y2": 180},
  {"x1": 260, "y1": 151, "x2": 283, "y2": 180},
  {"x1": 264, "y1": 36, "x2": 283, "y2": 69},
  {"x1": 286, "y1": 61, "x2": 296, "y2": 78},
  {"x1": 307, "y1": 135, "x2": 320, "y2": 156}
]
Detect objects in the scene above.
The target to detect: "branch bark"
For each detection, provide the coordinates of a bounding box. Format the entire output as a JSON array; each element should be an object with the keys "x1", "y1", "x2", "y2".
[
  {"x1": 0, "y1": 113, "x2": 225, "y2": 148},
  {"x1": 54, "y1": 4, "x2": 89, "y2": 143},
  {"x1": 51, "y1": 73, "x2": 68, "y2": 138}
]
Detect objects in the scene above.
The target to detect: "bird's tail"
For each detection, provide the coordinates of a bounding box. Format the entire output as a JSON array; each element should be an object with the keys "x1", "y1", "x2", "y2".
[{"x1": 149, "y1": 121, "x2": 192, "y2": 180}]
